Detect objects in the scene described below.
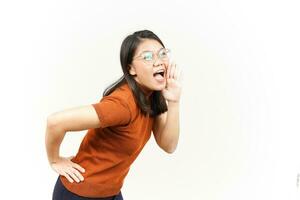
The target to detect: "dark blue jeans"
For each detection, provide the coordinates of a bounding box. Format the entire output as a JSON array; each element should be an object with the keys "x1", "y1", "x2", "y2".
[{"x1": 52, "y1": 176, "x2": 124, "y2": 200}]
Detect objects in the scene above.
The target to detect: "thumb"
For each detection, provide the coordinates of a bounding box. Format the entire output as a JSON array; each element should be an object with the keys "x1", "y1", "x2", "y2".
[
  {"x1": 161, "y1": 88, "x2": 170, "y2": 99},
  {"x1": 162, "y1": 87, "x2": 168, "y2": 94}
]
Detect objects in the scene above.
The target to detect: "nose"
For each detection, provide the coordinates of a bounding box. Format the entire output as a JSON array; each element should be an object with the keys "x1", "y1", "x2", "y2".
[{"x1": 153, "y1": 56, "x2": 164, "y2": 67}]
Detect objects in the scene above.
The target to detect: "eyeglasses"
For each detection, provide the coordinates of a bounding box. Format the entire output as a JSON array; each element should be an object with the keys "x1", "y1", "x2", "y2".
[{"x1": 133, "y1": 48, "x2": 171, "y2": 64}]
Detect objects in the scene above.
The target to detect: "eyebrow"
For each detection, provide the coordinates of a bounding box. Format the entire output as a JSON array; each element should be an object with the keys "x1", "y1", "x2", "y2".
[{"x1": 137, "y1": 47, "x2": 164, "y2": 55}]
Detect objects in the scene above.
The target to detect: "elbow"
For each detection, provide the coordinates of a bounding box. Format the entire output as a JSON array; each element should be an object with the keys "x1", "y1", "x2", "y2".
[
  {"x1": 165, "y1": 149, "x2": 175, "y2": 154},
  {"x1": 159, "y1": 139, "x2": 179, "y2": 154},
  {"x1": 46, "y1": 114, "x2": 61, "y2": 131},
  {"x1": 164, "y1": 145, "x2": 177, "y2": 154}
]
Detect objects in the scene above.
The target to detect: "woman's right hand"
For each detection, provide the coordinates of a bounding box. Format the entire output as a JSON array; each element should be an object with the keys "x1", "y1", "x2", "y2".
[{"x1": 50, "y1": 156, "x2": 85, "y2": 183}]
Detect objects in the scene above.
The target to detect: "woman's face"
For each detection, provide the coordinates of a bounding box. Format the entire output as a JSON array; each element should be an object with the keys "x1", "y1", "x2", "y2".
[{"x1": 129, "y1": 39, "x2": 169, "y2": 95}]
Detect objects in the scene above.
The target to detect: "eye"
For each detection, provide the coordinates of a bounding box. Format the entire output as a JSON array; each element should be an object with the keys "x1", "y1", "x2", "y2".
[
  {"x1": 159, "y1": 49, "x2": 168, "y2": 58},
  {"x1": 142, "y1": 52, "x2": 153, "y2": 61}
]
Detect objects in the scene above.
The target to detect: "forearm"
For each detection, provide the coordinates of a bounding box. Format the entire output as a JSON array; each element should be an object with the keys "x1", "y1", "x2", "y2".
[
  {"x1": 45, "y1": 117, "x2": 67, "y2": 164},
  {"x1": 159, "y1": 101, "x2": 180, "y2": 153}
]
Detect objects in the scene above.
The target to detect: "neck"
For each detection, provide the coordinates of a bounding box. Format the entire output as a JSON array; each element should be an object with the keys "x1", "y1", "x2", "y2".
[{"x1": 137, "y1": 82, "x2": 153, "y2": 99}]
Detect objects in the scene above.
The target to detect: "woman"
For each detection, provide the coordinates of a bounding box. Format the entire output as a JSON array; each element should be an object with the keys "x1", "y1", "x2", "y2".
[{"x1": 46, "y1": 30, "x2": 182, "y2": 200}]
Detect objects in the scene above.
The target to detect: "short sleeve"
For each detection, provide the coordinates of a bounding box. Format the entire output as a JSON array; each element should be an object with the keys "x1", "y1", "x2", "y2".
[{"x1": 92, "y1": 96, "x2": 131, "y2": 128}]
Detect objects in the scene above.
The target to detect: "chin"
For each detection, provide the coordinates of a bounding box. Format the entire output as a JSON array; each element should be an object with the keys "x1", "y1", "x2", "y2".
[{"x1": 152, "y1": 84, "x2": 166, "y2": 91}]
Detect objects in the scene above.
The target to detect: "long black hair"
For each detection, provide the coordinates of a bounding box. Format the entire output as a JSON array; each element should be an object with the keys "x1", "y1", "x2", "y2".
[{"x1": 102, "y1": 30, "x2": 168, "y2": 117}]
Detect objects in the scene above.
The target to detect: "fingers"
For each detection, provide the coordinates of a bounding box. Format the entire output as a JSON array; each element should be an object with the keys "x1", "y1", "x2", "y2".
[
  {"x1": 65, "y1": 162, "x2": 85, "y2": 183},
  {"x1": 52, "y1": 158, "x2": 85, "y2": 183},
  {"x1": 73, "y1": 163, "x2": 85, "y2": 174},
  {"x1": 66, "y1": 156, "x2": 85, "y2": 180},
  {"x1": 167, "y1": 62, "x2": 176, "y2": 79},
  {"x1": 170, "y1": 63, "x2": 176, "y2": 79},
  {"x1": 166, "y1": 61, "x2": 171, "y2": 78},
  {"x1": 62, "y1": 166, "x2": 84, "y2": 183},
  {"x1": 66, "y1": 168, "x2": 82, "y2": 183},
  {"x1": 167, "y1": 61, "x2": 181, "y2": 81},
  {"x1": 61, "y1": 171, "x2": 74, "y2": 183},
  {"x1": 71, "y1": 164, "x2": 85, "y2": 181},
  {"x1": 174, "y1": 64, "x2": 180, "y2": 80},
  {"x1": 66, "y1": 169, "x2": 80, "y2": 183},
  {"x1": 180, "y1": 68, "x2": 184, "y2": 82}
]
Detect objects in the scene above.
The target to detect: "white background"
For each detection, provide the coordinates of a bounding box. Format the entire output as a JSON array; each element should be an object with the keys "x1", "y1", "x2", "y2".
[{"x1": 1, "y1": 0, "x2": 300, "y2": 199}]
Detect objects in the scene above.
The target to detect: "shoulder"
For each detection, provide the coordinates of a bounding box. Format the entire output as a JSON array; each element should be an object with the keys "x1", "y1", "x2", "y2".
[
  {"x1": 113, "y1": 83, "x2": 132, "y2": 98},
  {"x1": 92, "y1": 83, "x2": 135, "y2": 128},
  {"x1": 102, "y1": 82, "x2": 136, "y2": 112}
]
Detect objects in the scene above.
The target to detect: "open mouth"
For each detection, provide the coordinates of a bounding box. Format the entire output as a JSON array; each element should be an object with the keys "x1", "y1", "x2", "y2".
[{"x1": 153, "y1": 69, "x2": 165, "y2": 78}]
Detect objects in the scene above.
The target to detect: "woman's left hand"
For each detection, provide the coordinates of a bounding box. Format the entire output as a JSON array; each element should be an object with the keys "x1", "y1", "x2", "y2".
[{"x1": 162, "y1": 61, "x2": 183, "y2": 103}]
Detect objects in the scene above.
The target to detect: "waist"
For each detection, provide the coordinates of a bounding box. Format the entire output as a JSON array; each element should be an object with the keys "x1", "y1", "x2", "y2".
[{"x1": 59, "y1": 175, "x2": 124, "y2": 198}]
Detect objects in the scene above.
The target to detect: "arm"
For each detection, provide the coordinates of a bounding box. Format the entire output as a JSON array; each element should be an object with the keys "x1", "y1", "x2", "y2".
[
  {"x1": 45, "y1": 105, "x2": 100, "y2": 182},
  {"x1": 152, "y1": 101, "x2": 180, "y2": 154},
  {"x1": 153, "y1": 58, "x2": 182, "y2": 154}
]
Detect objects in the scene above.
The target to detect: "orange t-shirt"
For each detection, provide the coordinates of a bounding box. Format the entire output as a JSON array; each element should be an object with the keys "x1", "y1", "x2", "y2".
[{"x1": 60, "y1": 82, "x2": 154, "y2": 198}]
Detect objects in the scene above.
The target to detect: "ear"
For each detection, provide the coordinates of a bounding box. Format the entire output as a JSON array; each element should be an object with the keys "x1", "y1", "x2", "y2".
[{"x1": 129, "y1": 64, "x2": 137, "y2": 76}]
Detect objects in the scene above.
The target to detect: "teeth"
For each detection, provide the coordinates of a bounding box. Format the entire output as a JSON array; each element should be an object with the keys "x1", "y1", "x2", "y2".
[{"x1": 154, "y1": 69, "x2": 164, "y2": 74}]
